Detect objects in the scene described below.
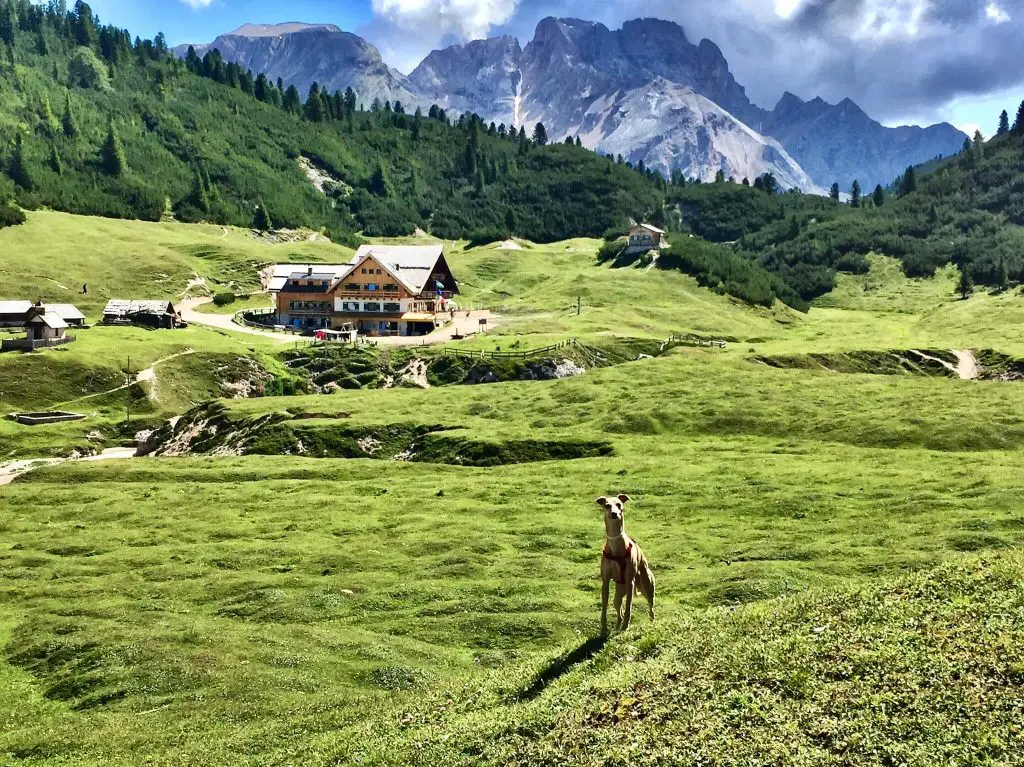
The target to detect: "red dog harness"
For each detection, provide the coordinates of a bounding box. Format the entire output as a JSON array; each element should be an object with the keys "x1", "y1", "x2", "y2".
[{"x1": 603, "y1": 543, "x2": 633, "y2": 584}]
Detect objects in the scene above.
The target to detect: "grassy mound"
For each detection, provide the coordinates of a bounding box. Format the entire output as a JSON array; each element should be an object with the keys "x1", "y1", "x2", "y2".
[{"x1": 361, "y1": 556, "x2": 1024, "y2": 766}]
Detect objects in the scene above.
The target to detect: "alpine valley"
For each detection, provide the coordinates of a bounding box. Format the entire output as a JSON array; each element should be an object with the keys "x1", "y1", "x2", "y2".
[{"x1": 178, "y1": 17, "x2": 968, "y2": 192}]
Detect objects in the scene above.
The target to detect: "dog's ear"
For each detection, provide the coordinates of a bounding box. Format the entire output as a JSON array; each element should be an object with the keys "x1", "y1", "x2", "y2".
[
  {"x1": 595, "y1": 496, "x2": 608, "y2": 508},
  {"x1": 617, "y1": 494, "x2": 631, "y2": 505}
]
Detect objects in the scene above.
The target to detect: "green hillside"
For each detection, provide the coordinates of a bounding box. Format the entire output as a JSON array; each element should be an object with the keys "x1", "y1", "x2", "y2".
[
  {"x1": 668, "y1": 124, "x2": 1024, "y2": 298},
  {"x1": 0, "y1": 0, "x2": 661, "y2": 243}
]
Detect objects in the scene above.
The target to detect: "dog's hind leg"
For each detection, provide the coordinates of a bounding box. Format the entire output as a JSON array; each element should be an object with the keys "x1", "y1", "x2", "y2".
[
  {"x1": 636, "y1": 563, "x2": 656, "y2": 622},
  {"x1": 621, "y1": 579, "x2": 635, "y2": 631}
]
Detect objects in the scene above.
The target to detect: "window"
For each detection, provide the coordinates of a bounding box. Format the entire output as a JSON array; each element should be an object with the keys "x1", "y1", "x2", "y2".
[
  {"x1": 383, "y1": 283, "x2": 399, "y2": 292},
  {"x1": 361, "y1": 268, "x2": 367, "y2": 275},
  {"x1": 383, "y1": 303, "x2": 401, "y2": 313},
  {"x1": 376, "y1": 269, "x2": 382, "y2": 275},
  {"x1": 366, "y1": 284, "x2": 379, "y2": 292},
  {"x1": 364, "y1": 302, "x2": 381, "y2": 312},
  {"x1": 345, "y1": 283, "x2": 359, "y2": 292},
  {"x1": 342, "y1": 302, "x2": 360, "y2": 312}
]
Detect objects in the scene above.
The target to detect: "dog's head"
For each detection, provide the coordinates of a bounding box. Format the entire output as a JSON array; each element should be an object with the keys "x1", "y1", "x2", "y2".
[{"x1": 596, "y1": 494, "x2": 630, "y2": 533}]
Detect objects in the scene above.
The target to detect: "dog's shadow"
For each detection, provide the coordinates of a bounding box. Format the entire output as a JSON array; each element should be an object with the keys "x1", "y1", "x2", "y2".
[{"x1": 515, "y1": 635, "x2": 609, "y2": 702}]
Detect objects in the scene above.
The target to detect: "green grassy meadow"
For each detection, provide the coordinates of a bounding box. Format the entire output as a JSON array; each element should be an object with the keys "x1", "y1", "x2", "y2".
[{"x1": 2, "y1": 214, "x2": 1024, "y2": 764}]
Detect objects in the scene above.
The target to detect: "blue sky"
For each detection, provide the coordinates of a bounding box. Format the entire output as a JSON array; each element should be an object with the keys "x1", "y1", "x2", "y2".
[
  {"x1": 81, "y1": 0, "x2": 1022, "y2": 136},
  {"x1": 85, "y1": 0, "x2": 374, "y2": 47}
]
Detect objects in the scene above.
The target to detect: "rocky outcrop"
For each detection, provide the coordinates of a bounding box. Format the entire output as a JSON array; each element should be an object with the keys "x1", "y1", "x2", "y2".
[{"x1": 174, "y1": 23, "x2": 420, "y2": 108}]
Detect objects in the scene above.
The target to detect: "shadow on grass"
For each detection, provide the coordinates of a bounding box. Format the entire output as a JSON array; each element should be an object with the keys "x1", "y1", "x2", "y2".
[{"x1": 515, "y1": 635, "x2": 609, "y2": 702}]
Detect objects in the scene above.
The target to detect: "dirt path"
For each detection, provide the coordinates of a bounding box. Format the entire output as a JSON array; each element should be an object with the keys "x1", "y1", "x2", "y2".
[
  {"x1": 0, "y1": 447, "x2": 136, "y2": 487},
  {"x1": 180, "y1": 297, "x2": 500, "y2": 347},
  {"x1": 58, "y1": 349, "x2": 198, "y2": 406},
  {"x1": 954, "y1": 349, "x2": 980, "y2": 381}
]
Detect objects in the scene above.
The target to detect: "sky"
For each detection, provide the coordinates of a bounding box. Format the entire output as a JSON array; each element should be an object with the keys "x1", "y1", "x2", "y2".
[{"x1": 84, "y1": 0, "x2": 1024, "y2": 136}]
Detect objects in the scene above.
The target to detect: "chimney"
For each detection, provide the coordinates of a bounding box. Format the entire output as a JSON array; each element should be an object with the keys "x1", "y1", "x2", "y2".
[{"x1": 307, "y1": 266, "x2": 314, "y2": 276}]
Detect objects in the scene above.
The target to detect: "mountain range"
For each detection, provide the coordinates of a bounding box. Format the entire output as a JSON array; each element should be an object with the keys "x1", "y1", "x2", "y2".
[{"x1": 175, "y1": 17, "x2": 968, "y2": 192}]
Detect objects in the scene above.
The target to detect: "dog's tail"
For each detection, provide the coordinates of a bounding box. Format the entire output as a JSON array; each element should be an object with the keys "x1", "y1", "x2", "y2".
[{"x1": 635, "y1": 559, "x2": 656, "y2": 621}]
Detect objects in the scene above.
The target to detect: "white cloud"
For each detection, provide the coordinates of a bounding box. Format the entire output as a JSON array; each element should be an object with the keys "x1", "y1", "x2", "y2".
[
  {"x1": 371, "y1": 0, "x2": 520, "y2": 40},
  {"x1": 180, "y1": 0, "x2": 214, "y2": 8},
  {"x1": 985, "y1": 2, "x2": 1011, "y2": 23}
]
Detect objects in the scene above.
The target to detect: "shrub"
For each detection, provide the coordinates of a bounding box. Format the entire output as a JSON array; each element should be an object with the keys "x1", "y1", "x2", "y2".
[
  {"x1": 213, "y1": 292, "x2": 237, "y2": 307},
  {"x1": 67, "y1": 47, "x2": 110, "y2": 90}
]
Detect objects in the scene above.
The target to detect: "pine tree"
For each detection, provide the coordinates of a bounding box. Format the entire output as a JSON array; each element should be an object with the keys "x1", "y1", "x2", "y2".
[
  {"x1": 369, "y1": 160, "x2": 392, "y2": 197},
  {"x1": 998, "y1": 258, "x2": 1010, "y2": 291},
  {"x1": 304, "y1": 83, "x2": 325, "y2": 122},
  {"x1": 973, "y1": 129, "x2": 985, "y2": 163},
  {"x1": 474, "y1": 167, "x2": 485, "y2": 195},
  {"x1": 253, "y1": 200, "x2": 272, "y2": 231},
  {"x1": 850, "y1": 179, "x2": 861, "y2": 208},
  {"x1": 38, "y1": 94, "x2": 57, "y2": 135},
  {"x1": 575, "y1": 136, "x2": 582, "y2": 148},
  {"x1": 715, "y1": 169, "x2": 726, "y2": 183},
  {"x1": 48, "y1": 144, "x2": 62, "y2": 175},
  {"x1": 998, "y1": 110, "x2": 1010, "y2": 136},
  {"x1": 741, "y1": 177, "x2": 749, "y2": 186},
  {"x1": 9, "y1": 133, "x2": 34, "y2": 190},
  {"x1": 899, "y1": 165, "x2": 916, "y2": 196},
  {"x1": 189, "y1": 169, "x2": 210, "y2": 212},
  {"x1": 532, "y1": 122, "x2": 548, "y2": 145},
  {"x1": 282, "y1": 85, "x2": 301, "y2": 114},
  {"x1": 872, "y1": 184, "x2": 885, "y2": 207},
  {"x1": 100, "y1": 118, "x2": 126, "y2": 176},
  {"x1": 1014, "y1": 101, "x2": 1024, "y2": 136},
  {"x1": 73, "y1": 1, "x2": 97, "y2": 48},
  {"x1": 957, "y1": 266, "x2": 975, "y2": 300},
  {"x1": 829, "y1": 182, "x2": 840, "y2": 201}
]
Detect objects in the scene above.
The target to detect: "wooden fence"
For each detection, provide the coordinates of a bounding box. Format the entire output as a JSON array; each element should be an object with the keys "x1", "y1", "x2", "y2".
[
  {"x1": 660, "y1": 334, "x2": 727, "y2": 351},
  {"x1": 234, "y1": 308, "x2": 310, "y2": 336},
  {"x1": 441, "y1": 338, "x2": 579, "y2": 361}
]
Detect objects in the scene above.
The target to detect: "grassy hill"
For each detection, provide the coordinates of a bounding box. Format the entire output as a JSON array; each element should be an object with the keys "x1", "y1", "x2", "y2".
[{"x1": 1, "y1": 208, "x2": 1024, "y2": 762}]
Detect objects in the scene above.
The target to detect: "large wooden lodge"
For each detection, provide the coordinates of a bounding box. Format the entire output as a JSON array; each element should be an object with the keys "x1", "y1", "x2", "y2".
[{"x1": 268, "y1": 245, "x2": 459, "y2": 337}]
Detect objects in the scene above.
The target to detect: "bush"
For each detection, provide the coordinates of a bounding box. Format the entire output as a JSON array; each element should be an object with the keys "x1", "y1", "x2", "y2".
[
  {"x1": 467, "y1": 227, "x2": 510, "y2": 248},
  {"x1": 213, "y1": 293, "x2": 237, "y2": 307},
  {"x1": 0, "y1": 201, "x2": 27, "y2": 229},
  {"x1": 67, "y1": 47, "x2": 110, "y2": 90}
]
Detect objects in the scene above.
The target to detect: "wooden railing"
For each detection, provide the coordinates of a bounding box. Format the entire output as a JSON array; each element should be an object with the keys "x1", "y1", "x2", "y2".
[
  {"x1": 660, "y1": 334, "x2": 727, "y2": 351},
  {"x1": 441, "y1": 338, "x2": 579, "y2": 361}
]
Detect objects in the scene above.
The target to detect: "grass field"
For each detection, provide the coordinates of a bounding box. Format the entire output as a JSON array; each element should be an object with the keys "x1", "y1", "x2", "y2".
[{"x1": 2, "y1": 215, "x2": 1024, "y2": 765}]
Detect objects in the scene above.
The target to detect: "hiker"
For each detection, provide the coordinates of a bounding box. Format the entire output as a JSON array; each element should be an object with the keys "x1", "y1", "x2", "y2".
[{"x1": 82, "y1": 283, "x2": 88, "y2": 295}]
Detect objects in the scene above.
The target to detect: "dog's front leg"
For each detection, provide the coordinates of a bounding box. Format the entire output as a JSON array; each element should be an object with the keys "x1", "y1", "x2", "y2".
[
  {"x1": 621, "y1": 579, "x2": 635, "y2": 631},
  {"x1": 600, "y1": 577, "x2": 610, "y2": 636},
  {"x1": 614, "y1": 584, "x2": 625, "y2": 630}
]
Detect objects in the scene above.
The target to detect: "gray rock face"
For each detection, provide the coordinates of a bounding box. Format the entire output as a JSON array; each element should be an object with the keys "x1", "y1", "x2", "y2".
[
  {"x1": 174, "y1": 23, "x2": 420, "y2": 108},
  {"x1": 764, "y1": 92, "x2": 967, "y2": 189}
]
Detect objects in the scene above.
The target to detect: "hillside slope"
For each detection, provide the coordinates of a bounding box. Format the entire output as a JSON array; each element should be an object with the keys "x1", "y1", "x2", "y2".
[
  {"x1": 362, "y1": 557, "x2": 1024, "y2": 766},
  {"x1": 0, "y1": 1, "x2": 663, "y2": 242}
]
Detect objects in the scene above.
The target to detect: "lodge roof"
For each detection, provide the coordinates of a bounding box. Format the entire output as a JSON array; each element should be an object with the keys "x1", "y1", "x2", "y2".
[
  {"x1": 631, "y1": 223, "x2": 666, "y2": 235},
  {"x1": 344, "y1": 244, "x2": 447, "y2": 296},
  {"x1": 27, "y1": 312, "x2": 68, "y2": 329},
  {"x1": 0, "y1": 300, "x2": 33, "y2": 317},
  {"x1": 103, "y1": 300, "x2": 178, "y2": 317},
  {"x1": 46, "y1": 304, "x2": 87, "y2": 321}
]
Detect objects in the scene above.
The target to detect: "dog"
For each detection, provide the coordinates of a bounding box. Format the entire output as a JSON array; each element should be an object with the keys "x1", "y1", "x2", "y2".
[{"x1": 597, "y1": 494, "x2": 655, "y2": 634}]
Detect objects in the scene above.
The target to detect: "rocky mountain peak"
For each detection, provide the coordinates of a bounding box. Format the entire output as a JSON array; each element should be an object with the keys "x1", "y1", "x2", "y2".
[{"x1": 229, "y1": 23, "x2": 343, "y2": 38}]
